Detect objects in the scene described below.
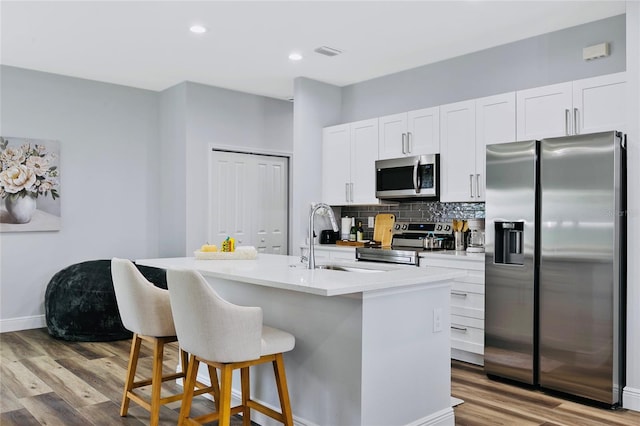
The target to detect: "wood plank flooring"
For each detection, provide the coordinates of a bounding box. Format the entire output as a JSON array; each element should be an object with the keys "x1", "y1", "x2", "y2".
[{"x1": 2, "y1": 328, "x2": 640, "y2": 425}]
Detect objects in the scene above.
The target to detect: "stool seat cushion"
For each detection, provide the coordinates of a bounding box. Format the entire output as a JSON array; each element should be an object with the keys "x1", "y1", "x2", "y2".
[
  {"x1": 261, "y1": 325, "x2": 295, "y2": 356},
  {"x1": 45, "y1": 259, "x2": 167, "y2": 342}
]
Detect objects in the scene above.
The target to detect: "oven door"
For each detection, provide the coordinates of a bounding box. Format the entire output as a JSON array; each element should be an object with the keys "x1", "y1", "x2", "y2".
[{"x1": 376, "y1": 154, "x2": 439, "y2": 199}]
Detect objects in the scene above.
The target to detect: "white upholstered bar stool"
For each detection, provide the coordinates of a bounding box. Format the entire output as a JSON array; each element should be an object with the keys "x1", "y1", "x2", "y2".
[
  {"x1": 110, "y1": 258, "x2": 219, "y2": 426},
  {"x1": 166, "y1": 268, "x2": 296, "y2": 426}
]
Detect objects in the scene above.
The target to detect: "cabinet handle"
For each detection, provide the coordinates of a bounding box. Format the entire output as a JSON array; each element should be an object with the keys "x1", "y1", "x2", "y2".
[
  {"x1": 451, "y1": 291, "x2": 468, "y2": 297},
  {"x1": 345, "y1": 183, "x2": 349, "y2": 203},
  {"x1": 350, "y1": 182, "x2": 354, "y2": 202},
  {"x1": 401, "y1": 133, "x2": 407, "y2": 154},
  {"x1": 469, "y1": 174, "x2": 474, "y2": 198},
  {"x1": 565, "y1": 109, "x2": 571, "y2": 135},
  {"x1": 451, "y1": 325, "x2": 468, "y2": 332},
  {"x1": 476, "y1": 173, "x2": 481, "y2": 198},
  {"x1": 574, "y1": 108, "x2": 579, "y2": 135},
  {"x1": 407, "y1": 132, "x2": 412, "y2": 153}
]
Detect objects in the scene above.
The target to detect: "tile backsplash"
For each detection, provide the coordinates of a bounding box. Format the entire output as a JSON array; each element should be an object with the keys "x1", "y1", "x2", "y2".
[{"x1": 340, "y1": 201, "x2": 484, "y2": 240}]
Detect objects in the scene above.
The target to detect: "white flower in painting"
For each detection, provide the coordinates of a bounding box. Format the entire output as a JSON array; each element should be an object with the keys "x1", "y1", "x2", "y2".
[
  {"x1": 0, "y1": 164, "x2": 36, "y2": 193},
  {"x1": 26, "y1": 155, "x2": 50, "y2": 176},
  {"x1": 38, "y1": 181, "x2": 53, "y2": 193},
  {"x1": 0, "y1": 146, "x2": 25, "y2": 166}
]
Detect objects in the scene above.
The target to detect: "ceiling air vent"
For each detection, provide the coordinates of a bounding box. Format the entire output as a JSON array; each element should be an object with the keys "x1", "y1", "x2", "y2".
[{"x1": 314, "y1": 46, "x2": 342, "y2": 57}]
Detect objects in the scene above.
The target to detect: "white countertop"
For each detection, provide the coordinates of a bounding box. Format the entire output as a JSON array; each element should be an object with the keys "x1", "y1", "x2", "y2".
[{"x1": 136, "y1": 253, "x2": 463, "y2": 297}]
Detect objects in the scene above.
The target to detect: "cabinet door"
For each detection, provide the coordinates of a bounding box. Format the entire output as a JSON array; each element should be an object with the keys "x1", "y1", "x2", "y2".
[
  {"x1": 573, "y1": 72, "x2": 626, "y2": 134},
  {"x1": 475, "y1": 92, "x2": 516, "y2": 201},
  {"x1": 407, "y1": 106, "x2": 440, "y2": 155},
  {"x1": 440, "y1": 100, "x2": 477, "y2": 202},
  {"x1": 254, "y1": 156, "x2": 288, "y2": 254},
  {"x1": 378, "y1": 113, "x2": 407, "y2": 160},
  {"x1": 516, "y1": 82, "x2": 572, "y2": 140},
  {"x1": 322, "y1": 124, "x2": 351, "y2": 205},
  {"x1": 350, "y1": 118, "x2": 379, "y2": 204}
]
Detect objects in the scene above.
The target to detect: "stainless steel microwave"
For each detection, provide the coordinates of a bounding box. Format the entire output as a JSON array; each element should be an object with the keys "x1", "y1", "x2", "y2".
[{"x1": 375, "y1": 154, "x2": 439, "y2": 199}]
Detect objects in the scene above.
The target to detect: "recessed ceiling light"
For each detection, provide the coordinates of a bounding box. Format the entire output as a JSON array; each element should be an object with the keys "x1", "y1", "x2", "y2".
[
  {"x1": 190, "y1": 25, "x2": 207, "y2": 34},
  {"x1": 288, "y1": 52, "x2": 303, "y2": 61}
]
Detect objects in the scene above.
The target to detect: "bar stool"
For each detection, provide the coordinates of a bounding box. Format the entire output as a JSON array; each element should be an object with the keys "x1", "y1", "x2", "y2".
[
  {"x1": 166, "y1": 268, "x2": 295, "y2": 426},
  {"x1": 110, "y1": 258, "x2": 219, "y2": 425}
]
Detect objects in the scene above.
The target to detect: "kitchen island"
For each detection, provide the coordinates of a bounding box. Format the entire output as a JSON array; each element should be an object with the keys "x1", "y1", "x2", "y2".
[{"x1": 136, "y1": 254, "x2": 462, "y2": 426}]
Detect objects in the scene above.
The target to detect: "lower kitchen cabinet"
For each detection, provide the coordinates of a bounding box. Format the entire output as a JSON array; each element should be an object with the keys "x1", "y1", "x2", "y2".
[{"x1": 421, "y1": 253, "x2": 485, "y2": 366}]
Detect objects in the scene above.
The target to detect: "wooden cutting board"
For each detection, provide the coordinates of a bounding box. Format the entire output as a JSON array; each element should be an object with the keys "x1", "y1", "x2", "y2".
[
  {"x1": 335, "y1": 240, "x2": 366, "y2": 247},
  {"x1": 373, "y1": 214, "x2": 395, "y2": 247}
]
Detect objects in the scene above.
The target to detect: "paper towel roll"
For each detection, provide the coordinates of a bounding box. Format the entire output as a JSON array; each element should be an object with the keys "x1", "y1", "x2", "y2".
[{"x1": 341, "y1": 217, "x2": 351, "y2": 240}]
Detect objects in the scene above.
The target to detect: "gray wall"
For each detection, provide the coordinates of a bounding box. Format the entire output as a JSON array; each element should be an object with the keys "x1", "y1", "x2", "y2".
[
  {"x1": 182, "y1": 82, "x2": 293, "y2": 255},
  {"x1": 0, "y1": 65, "x2": 160, "y2": 329},
  {"x1": 292, "y1": 77, "x2": 342, "y2": 253},
  {"x1": 341, "y1": 14, "x2": 626, "y2": 122}
]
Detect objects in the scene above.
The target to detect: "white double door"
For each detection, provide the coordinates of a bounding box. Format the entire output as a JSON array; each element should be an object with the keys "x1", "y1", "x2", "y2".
[{"x1": 209, "y1": 150, "x2": 288, "y2": 254}]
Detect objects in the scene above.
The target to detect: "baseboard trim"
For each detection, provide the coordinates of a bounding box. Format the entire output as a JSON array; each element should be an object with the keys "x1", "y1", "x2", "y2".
[
  {"x1": 623, "y1": 385, "x2": 640, "y2": 412},
  {"x1": 0, "y1": 315, "x2": 46, "y2": 333},
  {"x1": 405, "y1": 406, "x2": 455, "y2": 426}
]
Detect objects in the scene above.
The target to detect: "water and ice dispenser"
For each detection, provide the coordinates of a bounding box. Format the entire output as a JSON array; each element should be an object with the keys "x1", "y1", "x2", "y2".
[{"x1": 494, "y1": 221, "x2": 524, "y2": 265}]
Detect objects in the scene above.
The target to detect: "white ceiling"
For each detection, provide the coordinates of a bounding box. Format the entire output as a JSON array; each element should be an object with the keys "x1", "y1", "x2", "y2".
[{"x1": 0, "y1": 1, "x2": 627, "y2": 100}]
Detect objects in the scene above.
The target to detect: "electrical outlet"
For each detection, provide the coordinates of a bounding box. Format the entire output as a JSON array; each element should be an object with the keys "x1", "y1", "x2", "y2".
[
  {"x1": 433, "y1": 308, "x2": 443, "y2": 333},
  {"x1": 368, "y1": 216, "x2": 374, "y2": 228}
]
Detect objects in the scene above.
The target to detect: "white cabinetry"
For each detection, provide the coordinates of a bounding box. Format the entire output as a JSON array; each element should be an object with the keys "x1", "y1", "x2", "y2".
[
  {"x1": 440, "y1": 92, "x2": 515, "y2": 202},
  {"x1": 378, "y1": 107, "x2": 440, "y2": 159},
  {"x1": 573, "y1": 72, "x2": 627, "y2": 134},
  {"x1": 517, "y1": 72, "x2": 626, "y2": 140},
  {"x1": 421, "y1": 253, "x2": 485, "y2": 366},
  {"x1": 322, "y1": 118, "x2": 378, "y2": 205}
]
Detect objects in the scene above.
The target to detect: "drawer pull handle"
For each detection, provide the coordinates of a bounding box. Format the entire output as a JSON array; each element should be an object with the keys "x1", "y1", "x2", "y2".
[
  {"x1": 451, "y1": 325, "x2": 468, "y2": 332},
  {"x1": 451, "y1": 291, "x2": 468, "y2": 297}
]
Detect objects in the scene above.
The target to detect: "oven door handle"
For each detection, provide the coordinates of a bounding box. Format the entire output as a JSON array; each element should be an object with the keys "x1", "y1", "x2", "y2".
[{"x1": 413, "y1": 158, "x2": 421, "y2": 193}]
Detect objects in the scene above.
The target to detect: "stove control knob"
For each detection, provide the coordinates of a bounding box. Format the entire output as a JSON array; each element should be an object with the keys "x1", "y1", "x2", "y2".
[
  {"x1": 402, "y1": 224, "x2": 408, "y2": 230},
  {"x1": 394, "y1": 224, "x2": 401, "y2": 230}
]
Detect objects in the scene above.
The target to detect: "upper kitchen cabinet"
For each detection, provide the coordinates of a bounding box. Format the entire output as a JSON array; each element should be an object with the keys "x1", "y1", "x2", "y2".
[
  {"x1": 516, "y1": 72, "x2": 626, "y2": 140},
  {"x1": 475, "y1": 92, "x2": 517, "y2": 198},
  {"x1": 440, "y1": 99, "x2": 477, "y2": 202},
  {"x1": 440, "y1": 92, "x2": 516, "y2": 202},
  {"x1": 322, "y1": 118, "x2": 379, "y2": 205},
  {"x1": 378, "y1": 107, "x2": 439, "y2": 159},
  {"x1": 572, "y1": 72, "x2": 626, "y2": 134}
]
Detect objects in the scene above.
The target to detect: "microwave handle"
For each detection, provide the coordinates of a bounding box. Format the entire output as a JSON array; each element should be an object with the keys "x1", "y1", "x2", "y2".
[{"x1": 413, "y1": 158, "x2": 421, "y2": 193}]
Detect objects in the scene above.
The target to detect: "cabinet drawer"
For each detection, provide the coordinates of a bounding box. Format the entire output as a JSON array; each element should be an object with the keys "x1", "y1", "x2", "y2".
[
  {"x1": 451, "y1": 280, "x2": 484, "y2": 295},
  {"x1": 450, "y1": 287, "x2": 483, "y2": 308},
  {"x1": 451, "y1": 315, "x2": 484, "y2": 355}
]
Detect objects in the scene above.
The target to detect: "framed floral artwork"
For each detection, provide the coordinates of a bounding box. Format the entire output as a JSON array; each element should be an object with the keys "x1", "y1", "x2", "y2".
[{"x1": 0, "y1": 137, "x2": 61, "y2": 232}]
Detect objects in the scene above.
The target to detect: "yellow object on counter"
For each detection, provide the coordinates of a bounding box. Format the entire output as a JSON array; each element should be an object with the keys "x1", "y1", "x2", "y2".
[
  {"x1": 200, "y1": 244, "x2": 218, "y2": 252},
  {"x1": 221, "y1": 237, "x2": 235, "y2": 252}
]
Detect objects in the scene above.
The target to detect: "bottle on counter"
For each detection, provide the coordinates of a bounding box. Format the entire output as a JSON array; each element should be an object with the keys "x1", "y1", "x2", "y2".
[
  {"x1": 357, "y1": 221, "x2": 364, "y2": 242},
  {"x1": 349, "y1": 218, "x2": 357, "y2": 242}
]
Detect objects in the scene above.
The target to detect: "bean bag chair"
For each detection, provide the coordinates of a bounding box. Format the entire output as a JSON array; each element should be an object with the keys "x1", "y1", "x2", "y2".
[{"x1": 44, "y1": 259, "x2": 167, "y2": 341}]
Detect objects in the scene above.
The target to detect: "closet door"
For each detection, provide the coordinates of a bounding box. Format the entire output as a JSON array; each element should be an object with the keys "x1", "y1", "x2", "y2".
[{"x1": 209, "y1": 150, "x2": 289, "y2": 254}]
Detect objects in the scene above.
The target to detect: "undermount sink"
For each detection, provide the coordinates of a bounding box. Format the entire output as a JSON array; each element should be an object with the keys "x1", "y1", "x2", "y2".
[{"x1": 291, "y1": 263, "x2": 387, "y2": 273}]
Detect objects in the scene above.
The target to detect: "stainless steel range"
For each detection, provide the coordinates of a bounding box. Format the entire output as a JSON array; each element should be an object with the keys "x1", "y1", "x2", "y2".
[{"x1": 356, "y1": 221, "x2": 454, "y2": 266}]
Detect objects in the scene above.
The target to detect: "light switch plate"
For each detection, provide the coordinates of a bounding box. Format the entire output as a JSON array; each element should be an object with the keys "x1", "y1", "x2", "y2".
[{"x1": 368, "y1": 216, "x2": 374, "y2": 228}]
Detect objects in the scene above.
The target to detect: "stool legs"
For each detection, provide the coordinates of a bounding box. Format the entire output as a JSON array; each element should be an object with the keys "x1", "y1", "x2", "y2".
[
  {"x1": 179, "y1": 353, "x2": 293, "y2": 426},
  {"x1": 121, "y1": 333, "x2": 142, "y2": 416},
  {"x1": 273, "y1": 353, "x2": 293, "y2": 426},
  {"x1": 121, "y1": 334, "x2": 192, "y2": 426}
]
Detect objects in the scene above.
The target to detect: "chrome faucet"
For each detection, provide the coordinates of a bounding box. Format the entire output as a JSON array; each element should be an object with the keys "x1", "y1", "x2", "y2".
[{"x1": 308, "y1": 203, "x2": 339, "y2": 269}]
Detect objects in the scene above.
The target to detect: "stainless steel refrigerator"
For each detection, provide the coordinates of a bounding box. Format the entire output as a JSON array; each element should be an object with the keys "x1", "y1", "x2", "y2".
[{"x1": 484, "y1": 131, "x2": 626, "y2": 407}]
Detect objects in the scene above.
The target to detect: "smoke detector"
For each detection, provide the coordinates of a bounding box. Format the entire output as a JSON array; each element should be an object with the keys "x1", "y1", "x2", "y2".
[{"x1": 314, "y1": 46, "x2": 343, "y2": 57}]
